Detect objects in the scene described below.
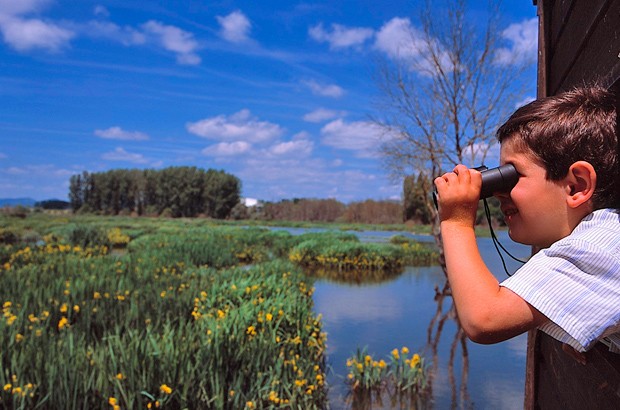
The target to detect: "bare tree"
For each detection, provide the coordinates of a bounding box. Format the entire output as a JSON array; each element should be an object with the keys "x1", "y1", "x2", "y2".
[
  {"x1": 372, "y1": 2, "x2": 532, "y2": 404},
  {"x1": 373, "y1": 0, "x2": 528, "y2": 229}
]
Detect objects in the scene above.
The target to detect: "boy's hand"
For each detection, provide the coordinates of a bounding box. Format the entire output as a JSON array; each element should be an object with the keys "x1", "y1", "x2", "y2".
[{"x1": 434, "y1": 164, "x2": 482, "y2": 227}]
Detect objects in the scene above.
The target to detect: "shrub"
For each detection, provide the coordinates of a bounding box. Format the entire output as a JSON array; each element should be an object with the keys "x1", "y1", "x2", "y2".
[{"x1": 66, "y1": 224, "x2": 111, "y2": 249}]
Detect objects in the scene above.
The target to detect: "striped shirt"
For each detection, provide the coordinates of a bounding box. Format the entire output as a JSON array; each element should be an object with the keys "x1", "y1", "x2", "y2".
[{"x1": 501, "y1": 208, "x2": 620, "y2": 352}]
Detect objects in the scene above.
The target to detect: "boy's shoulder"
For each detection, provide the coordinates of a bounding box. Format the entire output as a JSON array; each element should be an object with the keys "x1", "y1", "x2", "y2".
[
  {"x1": 548, "y1": 208, "x2": 620, "y2": 270},
  {"x1": 567, "y1": 208, "x2": 620, "y2": 243}
]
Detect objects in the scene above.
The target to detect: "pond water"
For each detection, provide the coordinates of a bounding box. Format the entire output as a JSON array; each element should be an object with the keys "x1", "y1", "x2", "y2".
[{"x1": 278, "y1": 227, "x2": 531, "y2": 409}]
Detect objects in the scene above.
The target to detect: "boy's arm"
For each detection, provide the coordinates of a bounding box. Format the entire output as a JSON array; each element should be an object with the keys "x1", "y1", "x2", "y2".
[{"x1": 435, "y1": 165, "x2": 548, "y2": 343}]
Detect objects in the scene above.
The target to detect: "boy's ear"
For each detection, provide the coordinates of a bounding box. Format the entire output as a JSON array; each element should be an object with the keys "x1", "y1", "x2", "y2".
[{"x1": 565, "y1": 161, "x2": 596, "y2": 208}]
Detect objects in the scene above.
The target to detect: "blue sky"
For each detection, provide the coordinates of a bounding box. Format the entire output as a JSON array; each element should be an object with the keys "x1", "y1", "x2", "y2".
[{"x1": 0, "y1": 0, "x2": 538, "y2": 203}]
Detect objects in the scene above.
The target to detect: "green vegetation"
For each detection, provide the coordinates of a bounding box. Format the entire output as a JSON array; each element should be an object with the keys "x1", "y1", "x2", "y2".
[
  {"x1": 345, "y1": 346, "x2": 429, "y2": 408},
  {"x1": 0, "y1": 214, "x2": 436, "y2": 409},
  {"x1": 69, "y1": 166, "x2": 241, "y2": 218}
]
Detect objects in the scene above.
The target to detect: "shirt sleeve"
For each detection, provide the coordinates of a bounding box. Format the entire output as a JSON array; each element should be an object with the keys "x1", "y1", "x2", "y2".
[{"x1": 501, "y1": 237, "x2": 620, "y2": 352}]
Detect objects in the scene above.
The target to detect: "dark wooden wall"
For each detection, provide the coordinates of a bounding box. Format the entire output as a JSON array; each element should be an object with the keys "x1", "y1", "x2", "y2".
[
  {"x1": 536, "y1": 0, "x2": 620, "y2": 97},
  {"x1": 526, "y1": 1, "x2": 620, "y2": 409}
]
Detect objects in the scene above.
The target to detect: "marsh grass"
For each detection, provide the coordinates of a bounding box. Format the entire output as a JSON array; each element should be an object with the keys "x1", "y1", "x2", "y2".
[
  {"x1": 345, "y1": 347, "x2": 430, "y2": 410},
  {"x1": 0, "y1": 218, "x2": 327, "y2": 409},
  {"x1": 0, "y1": 214, "x2": 435, "y2": 409}
]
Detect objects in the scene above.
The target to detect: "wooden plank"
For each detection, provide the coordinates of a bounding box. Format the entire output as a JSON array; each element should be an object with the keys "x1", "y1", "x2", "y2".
[
  {"x1": 524, "y1": 330, "x2": 539, "y2": 410},
  {"x1": 536, "y1": 0, "x2": 550, "y2": 97},
  {"x1": 534, "y1": 333, "x2": 620, "y2": 409},
  {"x1": 549, "y1": 0, "x2": 575, "y2": 53},
  {"x1": 549, "y1": 0, "x2": 617, "y2": 93}
]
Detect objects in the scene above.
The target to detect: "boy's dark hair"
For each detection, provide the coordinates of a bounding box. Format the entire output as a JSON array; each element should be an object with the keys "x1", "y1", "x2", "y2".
[{"x1": 497, "y1": 85, "x2": 618, "y2": 209}]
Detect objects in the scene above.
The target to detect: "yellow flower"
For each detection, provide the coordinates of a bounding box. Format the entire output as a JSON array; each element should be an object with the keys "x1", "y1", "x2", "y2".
[
  {"x1": 73, "y1": 305, "x2": 80, "y2": 313},
  {"x1": 115, "y1": 373, "x2": 124, "y2": 380},
  {"x1": 229, "y1": 390, "x2": 235, "y2": 397},
  {"x1": 108, "y1": 397, "x2": 117, "y2": 406},
  {"x1": 160, "y1": 384, "x2": 172, "y2": 394},
  {"x1": 58, "y1": 316, "x2": 69, "y2": 330},
  {"x1": 3, "y1": 301, "x2": 11, "y2": 309},
  {"x1": 265, "y1": 313, "x2": 273, "y2": 321},
  {"x1": 246, "y1": 401, "x2": 255, "y2": 409},
  {"x1": 411, "y1": 353, "x2": 421, "y2": 368},
  {"x1": 391, "y1": 348, "x2": 399, "y2": 360},
  {"x1": 59, "y1": 303, "x2": 68, "y2": 313},
  {"x1": 94, "y1": 292, "x2": 101, "y2": 299},
  {"x1": 401, "y1": 347, "x2": 409, "y2": 355},
  {"x1": 15, "y1": 333, "x2": 24, "y2": 342},
  {"x1": 3, "y1": 384, "x2": 11, "y2": 392}
]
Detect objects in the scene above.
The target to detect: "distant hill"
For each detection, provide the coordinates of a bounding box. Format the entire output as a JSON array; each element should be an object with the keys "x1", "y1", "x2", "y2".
[{"x1": 0, "y1": 198, "x2": 37, "y2": 207}]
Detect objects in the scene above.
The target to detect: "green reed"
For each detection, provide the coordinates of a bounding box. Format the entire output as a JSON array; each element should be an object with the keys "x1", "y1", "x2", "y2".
[
  {"x1": 0, "y1": 214, "x2": 436, "y2": 409},
  {"x1": 0, "y1": 218, "x2": 327, "y2": 409}
]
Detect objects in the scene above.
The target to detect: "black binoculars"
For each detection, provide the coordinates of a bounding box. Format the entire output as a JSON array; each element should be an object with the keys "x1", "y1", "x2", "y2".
[{"x1": 432, "y1": 164, "x2": 519, "y2": 208}]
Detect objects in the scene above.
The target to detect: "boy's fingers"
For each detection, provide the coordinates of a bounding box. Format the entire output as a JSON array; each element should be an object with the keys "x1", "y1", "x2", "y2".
[{"x1": 453, "y1": 164, "x2": 470, "y2": 182}]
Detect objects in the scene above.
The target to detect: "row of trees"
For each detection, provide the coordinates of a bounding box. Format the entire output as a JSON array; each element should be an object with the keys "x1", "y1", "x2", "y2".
[
  {"x1": 69, "y1": 167, "x2": 241, "y2": 218},
  {"x1": 250, "y1": 198, "x2": 404, "y2": 225}
]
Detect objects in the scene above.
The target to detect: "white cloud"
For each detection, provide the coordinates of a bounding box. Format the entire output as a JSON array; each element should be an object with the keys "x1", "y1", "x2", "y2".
[
  {"x1": 320, "y1": 119, "x2": 384, "y2": 157},
  {"x1": 303, "y1": 108, "x2": 344, "y2": 123},
  {"x1": 303, "y1": 80, "x2": 344, "y2": 98},
  {"x1": 514, "y1": 95, "x2": 536, "y2": 109},
  {"x1": 0, "y1": 16, "x2": 74, "y2": 52},
  {"x1": 102, "y1": 147, "x2": 149, "y2": 164},
  {"x1": 202, "y1": 141, "x2": 251, "y2": 157},
  {"x1": 216, "y1": 10, "x2": 251, "y2": 44},
  {"x1": 187, "y1": 109, "x2": 285, "y2": 143},
  {"x1": 93, "y1": 5, "x2": 109, "y2": 18},
  {"x1": 142, "y1": 20, "x2": 201, "y2": 65},
  {"x1": 374, "y1": 17, "x2": 422, "y2": 60},
  {"x1": 5, "y1": 166, "x2": 27, "y2": 175},
  {"x1": 94, "y1": 126, "x2": 149, "y2": 141},
  {"x1": 374, "y1": 17, "x2": 451, "y2": 75},
  {"x1": 309, "y1": 22, "x2": 374, "y2": 50},
  {"x1": 495, "y1": 18, "x2": 538, "y2": 66},
  {"x1": 269, "y1": 139, "x2": 313, "y2": 156},
  {"x1": 3, "y1": 164, "x2": 71, "y2": 176},
  {"x1": 0, "y1": 0, "x2": 51, "y2": 18},
  {"x1": 85, "y1": 21, "x2": 146, "y2": 46},
  {"x1": 0, "y1": 0, "x2": 75, "y2": 52}
]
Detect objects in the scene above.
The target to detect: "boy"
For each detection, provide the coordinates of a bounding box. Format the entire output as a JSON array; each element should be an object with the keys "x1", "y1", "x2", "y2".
[{"x1": 433, "y1": 85, "x2": 620, "y2": 352}]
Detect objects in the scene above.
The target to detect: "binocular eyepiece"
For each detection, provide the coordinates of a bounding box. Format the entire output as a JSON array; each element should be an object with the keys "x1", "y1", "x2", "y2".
[
  {"x1": 475, "y1": 164, "x2": 519, "y2": 199},
  {"x1": 432, "y1": 164, "x2": 519, "y2": 208}
]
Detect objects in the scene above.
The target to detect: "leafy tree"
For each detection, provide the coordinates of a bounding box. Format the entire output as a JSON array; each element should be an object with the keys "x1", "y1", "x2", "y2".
[
  {"x1": 69, "y1": 174, "x2": 83, "y2": 212},
  {"x1": 403, "y1": 173, "x2": 432, "y2": 224},
  {"x1": 68, "y1": 167, "x2": 241, "y2": 219}
]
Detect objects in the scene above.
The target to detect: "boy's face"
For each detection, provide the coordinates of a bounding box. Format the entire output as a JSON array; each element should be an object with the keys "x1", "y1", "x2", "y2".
[{"x1": 497, "y1": 139, "x2": 573, "y2": 248}]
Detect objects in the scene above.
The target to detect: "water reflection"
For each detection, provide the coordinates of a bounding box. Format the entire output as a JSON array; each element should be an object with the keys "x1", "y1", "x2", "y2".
[
  {"x1": 311, "y1": 230, "x2": 530, "y2": 409},
  {"x1": 310, "y1": 266, "x2": 405, "y2": 285}
]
